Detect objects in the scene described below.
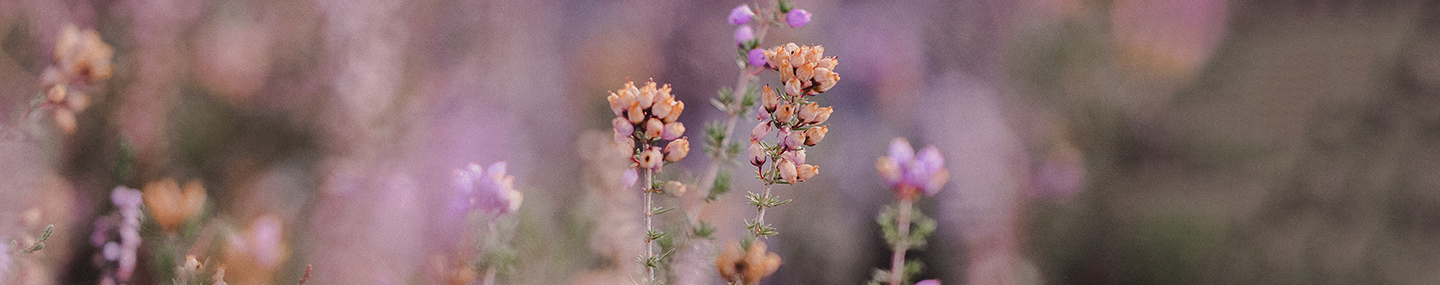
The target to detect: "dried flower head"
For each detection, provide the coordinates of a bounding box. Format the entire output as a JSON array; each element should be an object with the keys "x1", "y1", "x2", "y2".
[
  {"x1": 715, "y1": 240, "x2": 782, "y2": 285},
  {"x1": 876, "y1": 138, "x2": 950, "y2": 198},
  {"x1": 764, "y1": 43, "x2": 840, "y2": 96},
  {"x1": 53, "y1": 24, "x2": 114, "y2": 83},
  {"x1": 142, "y1": 179, "x2": 207, "y2": 233},
  {"x1": 608, "y1": 80, "x2": 689, "y2": 171}
]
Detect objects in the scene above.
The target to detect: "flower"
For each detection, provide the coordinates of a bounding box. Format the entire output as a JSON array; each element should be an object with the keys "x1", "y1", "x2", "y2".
[
  {"x1": 728, "y1": 4, "x2": 754, "y2": 25},
  {"x1": 795, "y1": 164, "x2": 818, "y2": 182},
  {"x1": 715, "y1": 240, "x2": 782, "y2": 285},
  {"x1": 876, "y1": 138, "x2": 949, "y2": 197},
  {"x1": 223, "y1": 215, "x2": 291, "y2": 283},
  {"x1": 612, "y1": 117, "x2": 634, "y2": 137},
  {"x1": 785, "y1": 9, "x2": 811, "y2": 28},
  {"x1": 735, "y1": 26, "x2": 755, "y2": 46},
  {"x1": 638, "y1": 146, "x2": 664, "y2": 170},
  {"x1": 803, "y1": 125, "x2": 828, "y2": 146},
  {"x1": 778, "y1": 158, "x2": 798, "y2": 184},
  {"x1": 749, "y1": 142, "x2": 767, "y2": 167},
  {"x1": 760, "y1": 85, "x2": 781, "y2": 112},
  {"x1": 763, "y1": 43, "x2": 840, "y2": 96},
  {"x1": 662, "y1": 121, "x2": 685, "y2": 141},
  {"x1": 453, "y1": 162, "x2": 523, "y2": 215},
  {"x1": 916, "y1": 280, "x2": 942, "y2": 285},
  {"x1": 781, "y1": 128, "x2": 805, "y2": 150},
  {"x1": 622, "y1": 168, "x2": 639, "y2": 189},
  {"x1": 96, "y1": 187, "x2": 144, "y2": 283},
  {"x1": 53, "y1": 24, "x2": 114, "y2": 83},
  {"x1": 142, "y1": 179, "x2": 207, "y2": 233},
  {"x1": 781, "y1": 149, "x2": 805, "y2": 165},
  {"x1": 750, "y1": 122, "x2": 771, "y2": 142},
  {"x1": 664, "y1": 137, "x2": 690, "y2": 163},
  {"x1": 748, "y1": 48, "x2": 768, "y2": 67}
]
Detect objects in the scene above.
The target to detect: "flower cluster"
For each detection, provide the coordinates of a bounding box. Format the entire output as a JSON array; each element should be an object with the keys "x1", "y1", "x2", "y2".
[
  {"x1": 453, "y1": 162, "x2": 524, "y2": 215},
  {"x1": 730, "y1": 2, "x2": 812, "y2": 68},
  {"x1": 748, "y1": 43, "x2": 839, "y2": 185},
  {"x1": 761, "y1": 43, "x2": 840, "y2": 97},
  {"x1": 875, "y1": 138, "x2": 949, "y2": 199},
  {"x1": 714, "y1": 240, "x2": 782, "y2": 285},
  {"x1": 607, "y1": 80, "x2": 690, "y2": 171},
  {"x1": 41, "y1": 24, "x2": 113, "y2": 134},
  {"x1": 142, "y1": 178, "x2": 207, "y2": 234},
  {"x1": 223, "y1": 215, "x2": 290, "y2": 284},
  {"x1": 92, "y1": 187, "x2": 143, "y2": 285}
]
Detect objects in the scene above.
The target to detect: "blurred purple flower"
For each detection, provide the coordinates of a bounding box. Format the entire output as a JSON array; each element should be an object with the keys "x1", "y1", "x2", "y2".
[
  {"x1": 916, "y1": 279, "x2": 942, "y2": 285},
  {"x1": 622, "y1": 168, "x2": 639, "y2": 189},
  {"x1": 735, "y1": 26, "x2": 755, "y2": 46},
  {"x1": 94, "y1": 187, "x2": 144, "y2": 283},
  {"x1": 748, "y1": 48, "x2": 768, "y2": 67},
  {"x1": 452, "y1": 162, "x2": 523, "y2": 215},
  {"x1": 785, "y1": 9, "x2": 811, "y2": 28},
  {"x1": 727, "y1": 5, "x2": 753, "y2": 25},
  {"x1": 876, "y1": 138, "x2": 949, "y2": 197}
]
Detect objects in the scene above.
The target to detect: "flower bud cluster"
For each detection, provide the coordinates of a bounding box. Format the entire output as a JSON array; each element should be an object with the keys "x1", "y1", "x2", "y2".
[
  {"x1": 875, "y1": 138, "x2": 949, "y2": 199},
  {"x1": 142, "y1": 178, "x2": 207, "y2": 234},
  {"x1": 92, "y1": 187, "x2": 143, "y2": 284},
  {"x1": 40, "y1": 24, "x2": 113, "y2": 134},
  {"x1": 748, "y1": 44, "x2": 838, "y2": 184},
  {"x1": 762, "y1": 43, "x2": 840, "y2": 96},
  {"x1": 715, "y1": 240, "x2": 782, "y2": 285},
  {"x1": 453, "y1": 162, "x2": 524, "y2": 215},
  {"x1": 607, "y1": 80, "x2": 690, "y2": 171}
]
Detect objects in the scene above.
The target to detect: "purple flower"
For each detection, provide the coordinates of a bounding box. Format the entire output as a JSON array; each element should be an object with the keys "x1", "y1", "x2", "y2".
[
  {"x1": 735, "y1": 26, "x2": 755, "y2": 46},
  {"x1": 785, "y1": 9, "x2": 811, "y2": 28},
  {"x1": 876, "y1": 138, "x2": 949, "y2": 197},
  {"x1": 916, "y1": 280, "x2": 942, "y2": 285},
  {"x1": 452, "y1": 162, "x2": 523, "y2": 215},
  {"x1": 622, "y1": 168, "x2": 639, "y2": 189},
  {"x1": 748, "y1": 48, "x2": 768, "y2": 67},
  {"x1": 727, "y1": 5, "x2": 753, "y2": 25}
]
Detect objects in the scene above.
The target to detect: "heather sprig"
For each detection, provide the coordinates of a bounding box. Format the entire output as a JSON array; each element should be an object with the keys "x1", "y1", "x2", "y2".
[
  {"x1": 743, "y1": 42, "x2": 840, "y2": 239},
  {"x1": 450, "y1": 161, "x2": 524, "y2": 284},
  {"x1": 607, "y1": 79, "x2": 691, "y2": 284},
  {"x1": 869, "y1": 138, "x2": 948, "y2": 285}
]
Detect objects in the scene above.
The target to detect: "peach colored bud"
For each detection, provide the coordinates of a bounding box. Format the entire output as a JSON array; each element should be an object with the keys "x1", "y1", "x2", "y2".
[
  {"x1": 761, "y1": 85, "x2": 780, "y2": 112},
  {"x1": 783, "y1": 128, "x2": 806, "y2": 150},
  {"x1": 812, "y1": 106, "x2": 834, "y2": 125},
  {"x1": 67, "y1": 92, "x2": 90, "y2": 111},
  {"x1": 664, "y1": 180, "x2": 687, "y2": 196},
  {"x1": 818, "y1": 70, "x2": 840, "y2": 92},
  {"x1": 638, "y1": 147, "x2": 664, "y2": 170},
  {"x1": 804, "y1": 125, "x2": 828, "y2": 146},
  {"x1": 796, "y1": 164, "x2": 818, "y2": 182},
  {"x1": 644, "y1": 118, "x2": 664, "y2": 139},
  {"x1": 765, "y1": 47, "x2": 781, "y2": 70},
  {"x1": 750, "y1": 122, "x2": 771, "y2": 142},
  {"x1": 54, "y1": 109, "x2": 77, "y2": 134},
  {"x1": 716, "y1": 241, "x2": 743, "y2": 279},
  {"x1": 775, "y1": 103, "x2": 795, "y2": 123},
  {"x1": 664, "y1": 138, "x2": 690, "y2": 163},
  {"x1": 627, "y1": 103, "x2": 646, "y2": 124},
  {"x1": 636, "y1": 81, "x2": 657, "y2": 109},
  {"x1": 798, "y1": 62, "x2": 816, "y2": 82},
  {"x1": 46, "y1": 85, "x2": 66, "y2": 103},
  {"x1": 659, "y1": 83, "x2": 673, "y2": 100},
  {"x1": 606, "y1": 92, "x2": 624, "y2": 116},
  {"x1": 652, "y1": 96, "x2": 675, "y2": 120},
  {"x1": 612, "y1": 117, "x2": 634, "y2": 137},
  {"x1": 809, "y1": 45, "x2": 824, "y2": 63},
  {"x1": 749, "y1": 142, "x2": 766, "y2": 167},
  {"x1": 662, "y1": 121, "x2": 685, "y2": 141},
  {"x1": 818, "y1": 57, "x2": 837, "y2": 70},
  {"x1": 789, "y1": 47, "x2": 805, "y2": 68},
  {"x1": 783, "y1": 43, "x2": 799, "y2": 57},
  {"x1": 782, "y1": 149, "x2": 806, "y2": 165},
  {"x1": 798, "y1": 102, "x2": 821, "y2": 124},
  {"x1": 784, "y1": 78, "x2": 803, "y2": 97},
  {"x1": 665, "y1": 100, "x2": 685, "y2": 123},
  {"x1": 778, "y1": 59, "x2": 794, "y2": 82},
  {"x1": 778, "y1": 158, "x2": 798, "y2": 184}
]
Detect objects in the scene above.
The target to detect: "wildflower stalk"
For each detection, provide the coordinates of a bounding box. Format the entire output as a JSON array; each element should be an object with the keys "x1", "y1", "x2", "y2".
[
  {"x1": 688, "y1": 24, "x2": 771, "y2": 229},
  {"x1": 644, "y1": 168, "x2": 656, "y2": 282},
  {"x1": 888, "y1": 198, "x2": 914, "y2": 285}
]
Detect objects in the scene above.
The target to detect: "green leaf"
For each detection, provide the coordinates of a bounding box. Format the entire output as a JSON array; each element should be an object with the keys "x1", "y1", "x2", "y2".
[
  {"x1": 707, "y1": 170, "x2": 732, "y2": 201},
  {"x1": 692, "y1": 221, "x2": 717, "y2": 239}
]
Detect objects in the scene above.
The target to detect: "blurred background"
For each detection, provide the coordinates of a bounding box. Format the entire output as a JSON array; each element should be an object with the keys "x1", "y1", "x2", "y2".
[{"x1": 2, "y1": 0, "x2": 1440, "y2": 284}]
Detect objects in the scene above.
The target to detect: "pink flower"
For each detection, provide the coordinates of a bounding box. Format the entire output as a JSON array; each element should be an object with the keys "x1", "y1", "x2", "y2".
[
  {"x1": 727, "y1": 4, "x2": 754, "y2": 25},
  {"x1": 785, "y1": 9, "x2": 811, "y2": 28},
  {"x1": 748, "y1": 48, "x2": 768, "y2": 67},
  {"x1": 453, "y1": 162, "x2": 523, "y2": 215},
  {"x1": 876, "y1": 138, "x2": 949, "y2": 197},
  {"x1": 735, "y1": 26, "x2": 755, "y2": 46}
]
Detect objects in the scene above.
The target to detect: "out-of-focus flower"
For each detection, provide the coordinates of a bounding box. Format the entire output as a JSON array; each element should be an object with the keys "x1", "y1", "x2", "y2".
[
  {"x1": 453, "y1": 162, "x2": 524, "y2": 215},
  {"x1": 664, "y1": 181, "x2": 687, "y2": 196},
  {"x1": 748, "y1": 48, "x2": 767, "y2": 67},
  {"x1": 223, "y1": 215, "x2": 290, "y2": 284},
  {"x1": 612, "y1": 117, "x2": 633, "y2": 137},
  {"x1": 53, "y1": 24, "x2": 114, "y2": 83},
  {"x1": 142, "y1": 179, "x2": 207, "y2": 233},
  {"x1": 715, "y1": 240, "x2": 782, "y2": 285},
  {"x1": 664, "y1": 137, "x2": 690, "y2": 163},
  {"x1": 622, "y1": 168, "x2": 639, "y2": 189},
  {"x1": 735, "y1": 26, "x2": 755, "y2": 46},
  {"x1": 95, "y1": 187, "x2": 143, "y2": 284},
  {"x1": 916, "y1": 279, "x2": 942, "y2": 285},
  {"x1": 728, "y1": 4, "x2": 754, "y2": 25},
  {"x1": 784, "y1": 9, "x2": 811, "y2": 28},
  {"x1": 876, "y1": 138, "x2": 950, "y2": 198}
]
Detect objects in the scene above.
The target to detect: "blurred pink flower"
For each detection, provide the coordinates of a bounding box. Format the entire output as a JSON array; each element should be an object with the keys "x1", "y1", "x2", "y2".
[
  {"x1": 785, "y1": 9, "x2": 811, "y2": 28},
  {"x1": 735, "y1": 26, "x2": 755, "y2": 46},
  {"x1": 877, "y1": 138, "x2": 950, "y2": 197},
  {"x1": 728, "y1": 4, "x2": 754, "y2": 25},
  {"x1": 453, "y1": 162, "x2": 523, "y2": 215}
]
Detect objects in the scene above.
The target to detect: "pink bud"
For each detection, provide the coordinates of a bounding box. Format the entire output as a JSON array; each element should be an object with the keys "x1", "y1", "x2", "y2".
[
  {"x1": 785, "y1": 9, "x2": 811, "y2": 28},
  {"x1": 728, "y1": 4, "x2": 754, "y2": 25},
  {"x1": 735, "y1": 26, "x2": 755, "y2": 46},
  {"x1": 662, "y1": 121, "x2": 685, "y2": 141}
]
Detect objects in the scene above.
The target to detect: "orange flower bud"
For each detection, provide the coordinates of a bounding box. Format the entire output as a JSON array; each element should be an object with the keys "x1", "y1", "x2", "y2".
[
  {"x1": 46, "y1": 85, "x2": 66, "y2": 103},
  {"x1": 784, "y1": 78, "x2": 803, "y2": 97},
  {"x1": 54, "y1": 109, "x2": 77, "y2": 134},
  {"x1": 644, "y1": 118, "x2": 664, "y2": 139},
  {"x1": 813, "y1": 106, "x2": 834, "y2": 125},
  {"x1": 636, "y1": 81, "x2": 657, "y2": 109},
  {"x1": 798, "y1": 62, "x2": 816, "y2": 82},
  {"x1": 804, "y1": 125, "x2": 828, "y2": 146},
  {"x1": 638, "y1": 147, "x2": 664, "y2": 170},
  {"x1": 606, "y1": 92, "x2": 623, "y2": 116},
  {"x1": 651, "y1": 96, "x2": 675, "y2": 120},
  {"x1": 778, "y1": 59, "x2": 794, "y2": 82},
  {"x1": 782, "y1": 128, "x2": 806, "y2": 150},
  {"x1": 761, "y1": 85, "x2": 781, "y2": 113},
  {"x1": 143, "y1": 179, "x2": 208, "y2": 233},
  {"x1": 627, "y1": 103, "x2": 646, "y2": 124},
  {"x1": 749, "y1": 142, "x2": 766, "y2": 167},
  {"x1": 775, "y1": 103, "x2": 795, "y2": 123},
  {"x1": 797, "y1": 102, "x2": 821, "y2": 124},
  {"x1": 778, "y1": 158, "x2": 798, "y2": 184},
  {"x1": 665, "y1": 137, "x2": 690, "y2": 163},
  {"x1": 662, "y1": 121, "x2": 685, "y2": 141},
  {"x1": 796, "y1": 164, "x2": 818, "y2": 182},
  {"x1": 664, "y1": 100, "x2": 684, "y2": 123}
]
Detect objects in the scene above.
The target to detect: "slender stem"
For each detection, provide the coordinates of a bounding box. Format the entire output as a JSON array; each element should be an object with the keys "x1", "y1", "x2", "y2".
[
  {"x1": 753, "y1": 183, "x2": 774, "y2": 238},
  {"x1": 686, "y1": 22, "x2": 772, "y2": 228},
  {"x1": 888, "y1": 198, "x2": 914, "y2": 285},
  {"x1": 644, "y1": 167, "x2": 656, "y2": 282}
]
